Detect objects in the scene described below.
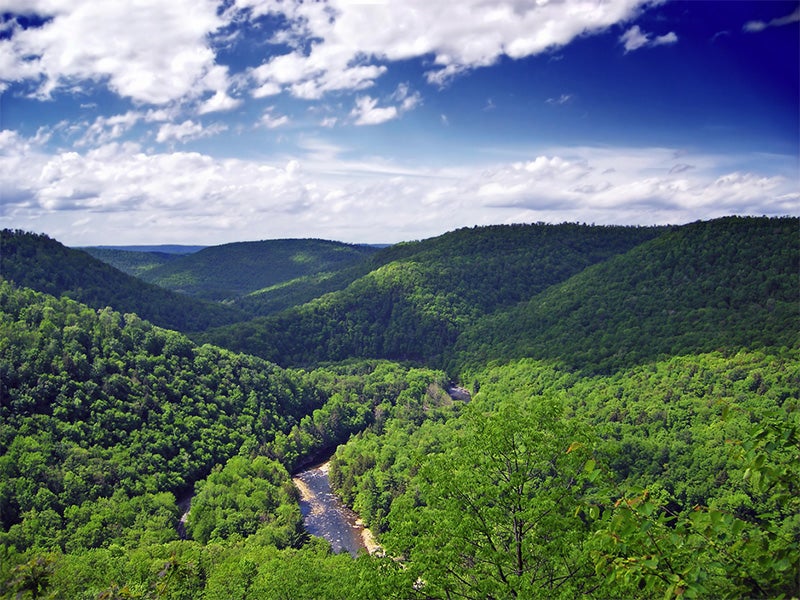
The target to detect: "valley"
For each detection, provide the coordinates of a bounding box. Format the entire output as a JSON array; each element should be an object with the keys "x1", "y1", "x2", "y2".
[{"x1": 0, "y1": 217, "x2": 797, "y2": 599}]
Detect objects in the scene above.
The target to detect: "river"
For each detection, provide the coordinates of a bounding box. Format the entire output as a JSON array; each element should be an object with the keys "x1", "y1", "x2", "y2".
[
  {"x1": 293, "y1": 461, "x2": 380, "y2": 557},
  {"x1": 175, "y1": 460, "x2": 380, "y2": 554}
]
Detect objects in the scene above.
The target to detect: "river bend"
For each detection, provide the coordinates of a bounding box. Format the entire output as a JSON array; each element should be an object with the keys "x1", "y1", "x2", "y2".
[{"x1": 293, "y1": 461, "x2": 379, "y2": 557}]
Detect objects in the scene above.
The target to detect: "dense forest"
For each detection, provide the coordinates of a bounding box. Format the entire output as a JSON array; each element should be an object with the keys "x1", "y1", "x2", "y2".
[
  {"x1": 121, "y1": 239, "x2": 380, "y2": 303},
  {"x1": 1, "y1": 231, "x2": 242, "y2": 332},
  {"x1": 79, "y1": 249, "x2": 185, "y2": 279},
  {"x1": 196, "y1": 223, "x2": 664, "y2": 366},
  {"x1": 452, "y1": 217, "x2": 799, "y2": 373},
  {"x1": 1, "y1": 217, "x2": 797, "y2": 599}
]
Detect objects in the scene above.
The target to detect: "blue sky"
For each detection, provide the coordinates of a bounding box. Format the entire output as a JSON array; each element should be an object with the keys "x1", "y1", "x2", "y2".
[{"x1": 1, "y1": 0, "x2": 797, "y2": 245}]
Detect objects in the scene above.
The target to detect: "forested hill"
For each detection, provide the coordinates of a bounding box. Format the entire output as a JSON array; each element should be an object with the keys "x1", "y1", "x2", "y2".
[
  {"x1": 196, "y1": 223, "x2": 663, "y2": 366},
  {"x1": 452, "y1": 216, "x2": 799, "y2": 374},
  {"x1": 1, "y1": 218, "x2": 799, "y2": 599},
  {"x1": 0, "y1": 230, "x2": 243, "y2": 332},
  {"x1": 132, "y1": 239, "x2": 381, "y2": 302},
  {"x1": 0, "y1": 278, "x2": 446, "y2": 556},
  {"x1": 80, "y1": 248, "x2": 185, "y2": 279}
]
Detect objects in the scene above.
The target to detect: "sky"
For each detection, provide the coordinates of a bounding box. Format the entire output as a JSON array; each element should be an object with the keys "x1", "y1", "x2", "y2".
[{"x1": 0, "y1": 0, "x2": 798, "y2": 246}]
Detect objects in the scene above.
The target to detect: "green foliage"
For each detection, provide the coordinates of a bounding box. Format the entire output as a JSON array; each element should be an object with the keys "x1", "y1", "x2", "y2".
[
  {"x1": 199, "y1": 222, "x2": 662, "y2": 366},
  {"x1": 80, "y1": 249, "x2": 182, "y2": 279},
  {"x1": 0, "y1": 230, "x2": 242, "y2": 332},
  {"x1": 1, "y1": 538, "x2": 415, "y2": 600},
  {"x1": 266, "y1": 361, "x2": 449, "y2": 471},
  {"x1": 0, "y1": 281, "x2": 320, "y2": 551},
  {"x1": 590, "y1": 404, "x2": 799, "y2": 599},
  {"x1": 2, "y1": 553, "x2": 56, "y2": 599},
  {"x1": 386, "y1": 398, "x2": 596, "y2": 598},
  {"x1": 3, "y1": 217, "x2": 798, "y2": 598},
  {"x1": 136, "y1": 239, "x2": 379, "y2": 302},
  {"x1": 327, "y1": 349, "x2": 799, "y2": 598},
  {"x1": 454, "y1": 216, "x2": 799, "y2": 373},
  {"x1": 186, "y1": 456, "x2": 302, "y2": 547}
]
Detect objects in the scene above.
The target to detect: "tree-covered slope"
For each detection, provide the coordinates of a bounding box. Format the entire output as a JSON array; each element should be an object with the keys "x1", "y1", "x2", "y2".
[
  {"x1": 80, "y1": 248, "x2": 183, "y2": 278},
  {"x1": 452, "y1": 216, "x2": 799, "y2": 374},
  {"x1": 230, "y1": 262, "x2": 379, "y2": 317},
  {"x1": 197, "y1": 223, "x2": 663, "y2": 366},
  {"x1": 137, "y1": 239, "x2": 381, "y2": 302},
  {"x1": 2, "y1": 217, "x2": 799, "y2": 599},
  {"x1": 0, "y1": 280, "x2": 447, "y2": 555},
  {"x1": 0, "y1": 230, "x2": 243, "y2": 332},
  {"x1": 0, "y1": 280, "x2": 320, "y2": 552},
  {"x1": 328, "y1": 350, "x2": 799, "y2": 599}
]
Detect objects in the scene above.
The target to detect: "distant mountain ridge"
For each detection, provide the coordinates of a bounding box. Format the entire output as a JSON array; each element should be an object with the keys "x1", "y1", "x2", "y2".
[
  {"x1": 86, "y1": 245, "x2": 207, "y2": 254},
  {"x1": 6, "y1": 218, "x2": 796, "y2": 375},
  {"x1": 80, "y1": 248, "x2": 185, "y2": 278},
  {"x1": 129, "y1": 238, "x2": 381, "y2": 302},
  {"x1": 196, "y1": 223, "x2": 666, "y2": 366},
  {"x1": 1, "y1": 230, "x2": 243, "y2": 332},
  {"x1": 451, "y1": 216, "x2": 799, "y2": 373}
]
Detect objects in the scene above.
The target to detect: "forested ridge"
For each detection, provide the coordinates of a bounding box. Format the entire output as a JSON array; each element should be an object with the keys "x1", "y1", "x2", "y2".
[
  {"x1": 451, "y1": 216, "x2": 799, "y2": 373},
  {"x1": 1, "y1": 217, "x2": 798, "y2": 599},
  {"x1": 80, "y1": 249, "x2": 184, "y2": 279},
  {"x1": 196, "y1": 222, "x2": 663, "y2": 366},
  {"x1": 1, "y1": 231, "x2": 242, "y2": 332},
  {"x1": 130, "y1": 239, "x2": 380, "y2": 303}
]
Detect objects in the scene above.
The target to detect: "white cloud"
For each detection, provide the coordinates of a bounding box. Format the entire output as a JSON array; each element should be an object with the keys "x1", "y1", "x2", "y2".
[
  {"x1": 620, "y1": 25, "x2": 650, "y2": 52},
  {"x1": 392, "y1": 83, "x2": 422, "y2": 111},
  {"x1": 2, "y1": 0, "x2": 665, "y2": 110},
  {"x1": 620, "y1": 25, "x2": 678, "y2": 53},
  {"x1": 653, "y1": 31, "x2": 678, "y2": 46},
  {"x1": 744, "y1": 6, "x2": 800, "y2": 33},
  {"x1": 0, "y1": 0, "x2": 229, "y2": 105},
  {"x1": 2, "y1": 131, "x2": 797, "y2": 245},
  {"x1": 546, "y1": 93, "x2": 573, "y2": 105},
  {"x1": 156, "y1": 120, "x2": 226, "y2": 144},
  {"x1": 260, "y1": 109, "x2": 290, "y2": 129},
  {"x1": 351, "y1": 96, "x2": 398, "y2": 126},
  {"x1": 349, "y1": 83, "x2": 422, "y2": 125},
  {"x1": 252, "y1": 82, "x2": 282, "y2": 98},
  {"x1": 247, "y1": 0, "x2": 653, "y2": 98},
  {"x1": 198, "y1": 91, "x2": 243, "y2": 115},
  {"x1": 74, "y1": 112, "x2": 143, "y2": 147}
]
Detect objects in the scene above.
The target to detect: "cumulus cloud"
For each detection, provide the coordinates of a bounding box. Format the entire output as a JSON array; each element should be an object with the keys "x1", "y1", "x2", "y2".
[
  {"x1": 743, "y1": 6, "x2": 800, "y2": 33},
  {"x1": 76, "y1": 112, "x2": 143, "y2": 147},
  {"x1": 350, "y1": 83, "x2": 420, "y2": 125},
  {"x1": 246, "y1": 0, "x2": 653, "y2": 98},
  {"x1": 260, "y1": 108, "x2": 290, "y2": 129},
  {"x1": 2, "y1": 130, "x2": 796, "y2": 245},
  {"x1": 620, "y1": 25, "x2": 678, "y2": 52},
  {"x1": 156, "y1": 120, "x2": 227, "y2": 144},
  {"x1": 198, "y1": 91, "x2": 243, "y2": 115},
  {"x1": 3, "y1": 0, "x2": 666, "y2": 110},
  {"x1": 0, "y1": 0, "x2": 231, "y2": 105},
  {"x1": 351, "y1": 96, "x2": 398, "y2": 126}
]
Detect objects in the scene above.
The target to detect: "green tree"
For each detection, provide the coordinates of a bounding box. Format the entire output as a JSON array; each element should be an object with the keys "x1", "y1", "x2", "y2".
[
  {"x1": 3, "y1": 554, "x2": 56, "y2": 600},
  {"x1": 388, "y1": 397, "x2": 595, "y2": 598}
]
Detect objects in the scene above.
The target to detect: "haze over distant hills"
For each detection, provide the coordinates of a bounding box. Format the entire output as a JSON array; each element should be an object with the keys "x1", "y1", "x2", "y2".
[{"x1": 86, "y1": 245, "x2": 208, "y2": 254}]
